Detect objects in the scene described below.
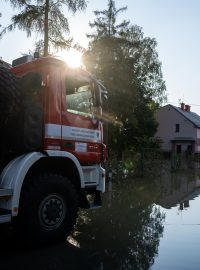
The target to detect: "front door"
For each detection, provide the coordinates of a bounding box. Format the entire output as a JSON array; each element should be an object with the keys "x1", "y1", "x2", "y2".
[{"x1": 176, "y1": 144, "x2": 182, "y2": 154}]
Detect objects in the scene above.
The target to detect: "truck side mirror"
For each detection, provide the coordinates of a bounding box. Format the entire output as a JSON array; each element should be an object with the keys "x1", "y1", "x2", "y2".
[
  {"x1": 97, "y1": 80, "x2": 107, "y2": 103},
  {"x1": 94, "y1": 84, "x2": 102, "y2": 107}
]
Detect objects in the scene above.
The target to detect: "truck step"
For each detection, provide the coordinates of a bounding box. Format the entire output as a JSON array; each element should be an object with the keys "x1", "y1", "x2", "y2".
[
  {"x1": 89, "y1": 191, "x2": 102, "y2": 209},
  {"x1": 0, "y1": 188, "x2": 12, "y2": 198},
  {"x1": 0, "y1": 208, "x2": 11, "y2": 223}
]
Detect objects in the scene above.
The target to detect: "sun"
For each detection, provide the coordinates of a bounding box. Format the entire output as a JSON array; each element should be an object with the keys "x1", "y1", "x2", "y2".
[{"x1": 58, "y1": 48, "x2": 83, "y2": 68}]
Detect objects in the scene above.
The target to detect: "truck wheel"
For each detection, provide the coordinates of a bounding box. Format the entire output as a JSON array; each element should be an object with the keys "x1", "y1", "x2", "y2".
[{"x1": 15, "y1": 174, "x2": 78, "y2": 245}]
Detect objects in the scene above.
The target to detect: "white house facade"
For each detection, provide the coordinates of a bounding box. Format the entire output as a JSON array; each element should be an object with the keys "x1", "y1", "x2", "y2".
[{"x1": 155, "y1": 103, "x2": 200, "y2": 155}]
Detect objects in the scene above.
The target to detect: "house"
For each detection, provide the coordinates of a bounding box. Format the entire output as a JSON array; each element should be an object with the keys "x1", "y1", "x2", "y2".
[{"x1": 155, "y1": 103, "x2": 200, "y2": 155}]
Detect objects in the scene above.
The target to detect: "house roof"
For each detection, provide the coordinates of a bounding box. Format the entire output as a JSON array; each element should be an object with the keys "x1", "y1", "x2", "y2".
[
  {"x1": 171, "y1": 137, "x2": 195, "y2": 142},
  {"x1": 170, "y1": 105, "x2": 200, "y2": 128}
]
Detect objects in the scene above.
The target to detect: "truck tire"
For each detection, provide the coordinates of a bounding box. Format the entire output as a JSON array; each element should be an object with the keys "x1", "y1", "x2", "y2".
[
  {"x1": 0, "y1": 66, "x2": 21, "y2": 124},
  {"x1": 0, "y1": 67, "x2": 21, "y2": 155},
  {"x1": 14, "y1": 174, "x2": 78, "y2": 245}
]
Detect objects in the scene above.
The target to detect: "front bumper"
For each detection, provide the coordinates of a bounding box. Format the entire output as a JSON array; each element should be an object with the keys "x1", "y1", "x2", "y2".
[{"x1": 82, "y1": 164, "x2": 105, "y2": 193}]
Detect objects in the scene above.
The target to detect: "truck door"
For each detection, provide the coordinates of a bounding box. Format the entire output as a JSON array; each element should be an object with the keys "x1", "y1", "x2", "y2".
[{"x1": 61, "y1": 70, "x2": 102, "y2": 164}]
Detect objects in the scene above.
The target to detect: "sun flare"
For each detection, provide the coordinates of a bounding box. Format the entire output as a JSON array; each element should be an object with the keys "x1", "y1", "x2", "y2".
[{"x1": 59, "y1": 49, "x2": 83, "y2": 68}]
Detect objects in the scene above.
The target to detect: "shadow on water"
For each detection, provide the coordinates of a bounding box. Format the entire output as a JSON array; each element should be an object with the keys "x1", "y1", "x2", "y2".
[
  {"x1": 0, "y1": 223, "x2": 103, "y2": 270},
  {"x1": 1, "y1": 167, "x2": 200, "y2": 270}
]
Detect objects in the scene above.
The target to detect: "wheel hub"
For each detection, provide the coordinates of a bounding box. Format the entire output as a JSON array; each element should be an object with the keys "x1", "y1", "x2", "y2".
[{"x1": 39, "y1": 194, "x2": 66, "y2": 230}]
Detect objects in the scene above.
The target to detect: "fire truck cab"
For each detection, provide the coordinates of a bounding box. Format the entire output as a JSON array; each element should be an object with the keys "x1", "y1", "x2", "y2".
[{"x1": 0, "y1": 56, "x2": 106, "y2": 244}]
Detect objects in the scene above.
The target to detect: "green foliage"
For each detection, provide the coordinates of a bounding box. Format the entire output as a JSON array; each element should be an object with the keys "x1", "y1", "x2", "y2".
[
  {"x1": 87, "y1": 0, "x2": 129, "y2": 39},
  {"x1": 83, "y1": 0, "x2": 167, "y2": 159},
  {"x1": 1, "y1": 0, "x2": 87, "y2": 55}
]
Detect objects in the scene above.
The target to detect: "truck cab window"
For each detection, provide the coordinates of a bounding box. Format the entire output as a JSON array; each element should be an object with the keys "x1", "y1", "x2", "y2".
[{"x1": 65, "y1": 76, "x2": 94, "y2": 117}]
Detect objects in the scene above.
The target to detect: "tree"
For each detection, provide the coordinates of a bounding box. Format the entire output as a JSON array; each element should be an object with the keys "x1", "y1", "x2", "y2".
[
  {"x1": 83, "y1": 0, "x2": 166, "y2": 158},
  {"x1": 1, "y1": 0, "x2": 87, "y2": 56},
  {"x1": 87, "y1": 0, "x2": 129, "y2": 39}
]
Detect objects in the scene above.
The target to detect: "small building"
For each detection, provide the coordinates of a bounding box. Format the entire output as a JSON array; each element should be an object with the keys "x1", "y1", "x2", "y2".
[{"x1": 155, "y1": 103, "x2": 200, "y2": 155}]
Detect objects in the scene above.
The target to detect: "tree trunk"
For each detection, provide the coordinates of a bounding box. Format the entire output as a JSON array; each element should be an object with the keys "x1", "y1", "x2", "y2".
[{"x1": 44, "y1": 0, "x2": 49, "y2": 56}]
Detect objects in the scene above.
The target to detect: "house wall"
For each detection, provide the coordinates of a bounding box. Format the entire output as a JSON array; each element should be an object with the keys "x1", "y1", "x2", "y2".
[
  {"x1": 197, "y1": 129, "x2": 200, "y2": 138},
  {"x1": 155, "y1": 105, "x2": 197, "y2": 152},
  {"x1": 196, "y1": 129, "x2": 200, "y2": 152}
]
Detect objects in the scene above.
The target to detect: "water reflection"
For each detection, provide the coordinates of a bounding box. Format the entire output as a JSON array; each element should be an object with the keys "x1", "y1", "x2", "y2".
[
  {"x1": 155, "y1": 169, "x2": 200, "y2": 209},
  {"x1": 74, "y1": 181, "x2": 165, "y2": 270},
  {"x1": 73, "y1": 169, "x2": 200, "y2": 269},
  {"x1": 1, "y1": 169, "x2": 200, "y2": 270}
]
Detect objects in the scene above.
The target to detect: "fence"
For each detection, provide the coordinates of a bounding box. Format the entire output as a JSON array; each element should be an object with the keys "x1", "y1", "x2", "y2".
[{"x1": 138, "y1": 149, "x2": 200, "y2": 175}]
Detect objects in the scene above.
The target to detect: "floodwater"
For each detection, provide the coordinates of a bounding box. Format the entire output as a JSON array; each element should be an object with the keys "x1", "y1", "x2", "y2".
[{"x1": 1, "y1": 168, "x2": 200, "y2": 270}]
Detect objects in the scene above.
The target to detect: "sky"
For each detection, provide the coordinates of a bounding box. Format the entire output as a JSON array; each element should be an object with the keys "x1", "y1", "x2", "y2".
[{"x1": 0, "y1": 0, "x2": 200, "y2": 113}]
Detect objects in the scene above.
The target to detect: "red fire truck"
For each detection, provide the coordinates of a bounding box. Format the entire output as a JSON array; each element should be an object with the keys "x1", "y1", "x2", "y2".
[{"x1": 0, "y1": 55, "x2": 106, "y2": 244}]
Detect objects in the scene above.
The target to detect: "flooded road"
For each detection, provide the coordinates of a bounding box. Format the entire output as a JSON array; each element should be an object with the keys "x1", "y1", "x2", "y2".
[{"x1": 1, "y1": 168, "x2": 200, "y2": 270}]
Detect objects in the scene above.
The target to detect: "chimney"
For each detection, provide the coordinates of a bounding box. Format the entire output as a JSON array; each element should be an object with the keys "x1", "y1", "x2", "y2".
[
  {"x1": 185, "y1": 104, "x2": 191, "y2": 112},
  {"x1": 180, "y1": 102, "x2": 185, "y2": 111}
]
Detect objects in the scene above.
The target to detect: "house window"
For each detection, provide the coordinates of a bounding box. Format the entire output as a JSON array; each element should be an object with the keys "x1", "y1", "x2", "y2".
[
  {"x1": 175, "y1": 124, "x2": 180, "y2": 132},
  {"x1": 176, "y1": 144, "x2": 182, "y2": 154}
]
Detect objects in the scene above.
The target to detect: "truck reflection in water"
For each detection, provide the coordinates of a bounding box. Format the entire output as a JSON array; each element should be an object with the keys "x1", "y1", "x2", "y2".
[{"x1": 1, "y1": 169, "x2": 200, "y2": 270}]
